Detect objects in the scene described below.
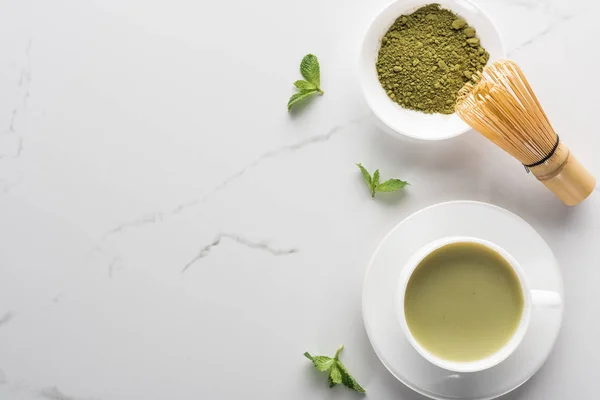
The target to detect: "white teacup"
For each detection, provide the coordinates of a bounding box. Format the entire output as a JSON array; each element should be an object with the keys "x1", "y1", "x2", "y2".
[{"x1": 395, "y1": 236, "x2": 562, "y2": 373}]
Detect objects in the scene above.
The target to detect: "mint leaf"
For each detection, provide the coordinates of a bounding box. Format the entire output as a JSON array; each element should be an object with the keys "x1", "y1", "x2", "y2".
[
  {"x1": 300, "y1": 54, "x2": 321, "y2": 88},
  {"x1": 372, "y1": 169, "x2": 380, "y2": 197},
  {"x1": 288, "y1": 55, "x2": 323, "y2": 111},
  {"x1": 294, "y1": 80, "x2": 317, "y2": 91},
  {"x1": 356, "y1": 163, "x2": 372, "y2": 189},
  {"x1": 375, "y1": 179, "x2": 409, "y2": 192},
  {"x1": 328, "y1": 364, "x2": 342, "y2": 388},
  {"x1": 305, "y1": 345, "x2": 365, "y2": 393},
  {"x1": 288, "y1": 89, "x2": 319, "y2": 111},
  {"x1": 304, "y1": 353, "x2": 334, "y2": 371},
  {"x1": 337, "y1": 361, "x2": 366, "y2": 393},
  {"x1": 372, "y1": 169, "x2": 380, "y2": 188},
  {"x1": 356, "y1": 164, "x2": 408, "y2": 198}
]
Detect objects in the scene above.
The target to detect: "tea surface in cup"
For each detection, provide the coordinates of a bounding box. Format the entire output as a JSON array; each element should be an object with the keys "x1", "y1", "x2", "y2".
[{"x1": 404, "y1": 242, "x2": 524, "y2": 362}]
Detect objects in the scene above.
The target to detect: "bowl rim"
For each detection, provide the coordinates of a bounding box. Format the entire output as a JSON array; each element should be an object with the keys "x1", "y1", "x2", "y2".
[{"x1": 358, "y1": 0, "x2": 507, "y2": 141}]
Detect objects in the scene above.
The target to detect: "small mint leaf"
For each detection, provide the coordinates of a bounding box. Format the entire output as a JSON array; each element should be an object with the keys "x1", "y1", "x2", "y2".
[
  {"x1": 356, "y1": 163, "x2": 372, "y2": 190},
  {"x1": 300, "y1": 54, "x2": 321, "y2": 88},
  {"x1": 310, "y1": 356, "x2": 334, "y2": 372},
  {"x1": 337, "y1": 361, "x2": 366, "y2": 393},
  {"x1": 372, "y1": 169, "x2": 380, "y2": 188},
  {"x1": 372, "y1": 169, "x2": 380, "y2": 197},
  {"x1": 294, "y1": 80, "x2": 317, "y2": 91},
  {"x1": 375, "y1": 179, "x2": 409, "y2": 192},
  {"x1": 328, "y1": 364, "x2": 342, "y2": 387},
  {"x1": 305, "y1": 345, "x2": 364, "y2": 392},
  {"x1": 288, "y1": 89, "x2": 319, "y2": 111}
]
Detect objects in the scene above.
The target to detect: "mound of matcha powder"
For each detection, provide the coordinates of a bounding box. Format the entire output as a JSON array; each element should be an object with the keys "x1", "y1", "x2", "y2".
[{"x1": 376, "y1": 4, "x2": 490, "y2": 114}]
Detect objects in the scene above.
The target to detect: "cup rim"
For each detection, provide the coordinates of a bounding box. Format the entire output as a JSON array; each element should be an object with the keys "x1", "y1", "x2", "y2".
[{"x1": 395, "y1": 236, "x2": 532, "y2": 373}]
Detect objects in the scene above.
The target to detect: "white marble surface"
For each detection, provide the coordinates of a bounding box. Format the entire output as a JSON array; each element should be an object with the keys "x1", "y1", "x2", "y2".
[{"x1": 0, "y1": 0, "x2": 598, "y2": 399}]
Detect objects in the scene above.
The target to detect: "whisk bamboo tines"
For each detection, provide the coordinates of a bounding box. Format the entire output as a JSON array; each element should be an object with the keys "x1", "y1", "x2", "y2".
[{"x1": 456, "y1": 60, "x2": 595, "y2": 206}]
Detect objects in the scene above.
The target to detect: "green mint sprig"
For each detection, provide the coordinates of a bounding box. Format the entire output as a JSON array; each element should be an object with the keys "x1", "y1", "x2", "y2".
[
  {"x1": 357, "y1": 163, "x2": 409, "y2": 198},
  {"x1": 288, "y1": 54, "x2": 323, "y2": 111},
  {"x1": 304, "y1": 345, "x2": 365, "y2": 393}
]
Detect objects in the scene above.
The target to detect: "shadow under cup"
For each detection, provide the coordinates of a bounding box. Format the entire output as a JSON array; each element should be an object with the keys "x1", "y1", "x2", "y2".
[{"x1": 395, "y1": 237, "x2": 562, "y2": 373}]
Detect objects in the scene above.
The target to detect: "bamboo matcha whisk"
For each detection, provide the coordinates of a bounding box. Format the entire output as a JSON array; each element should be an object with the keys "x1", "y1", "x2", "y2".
[{"x1": 456, "y1": 60, "x2": 595, "y2": 206}]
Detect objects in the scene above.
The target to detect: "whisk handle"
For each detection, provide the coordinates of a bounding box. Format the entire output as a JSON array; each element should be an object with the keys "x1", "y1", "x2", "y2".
[{"x1": 530, "y1": 144, "x2": 596, "y2": 206}]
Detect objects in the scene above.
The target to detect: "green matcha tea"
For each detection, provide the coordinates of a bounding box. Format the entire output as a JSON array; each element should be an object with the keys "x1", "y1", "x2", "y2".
[
  {"x1": 404, "y1": 242, "x2": 524, "y2": 362},
  {"x1": 376, "y1": 4, "x2": 490, "y2": 114}
]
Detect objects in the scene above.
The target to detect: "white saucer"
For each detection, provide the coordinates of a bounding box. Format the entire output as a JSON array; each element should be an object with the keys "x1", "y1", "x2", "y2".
[{"x1": 362, "y1": 201, "x2": 564, "y2": 400}]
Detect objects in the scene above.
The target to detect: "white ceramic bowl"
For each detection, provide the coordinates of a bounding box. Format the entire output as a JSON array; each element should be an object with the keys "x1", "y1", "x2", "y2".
[{"x1": 359, "y1": 0, "x2": 506, "y2": 141}]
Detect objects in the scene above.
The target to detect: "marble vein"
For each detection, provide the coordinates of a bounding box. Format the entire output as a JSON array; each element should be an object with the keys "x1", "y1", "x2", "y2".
[
  {"x1": 0, "y1": 39, "x2": 31, "y2": 191},
  {"x1": 108, "y1": 258, "x2": 117, "y2": 279},
  {"x1": 0, "y1": 312, "x2": 14, "y2": 328},
  {"x1": 181, "y1": 233, "x2": 299, "y2": 272},
  {"x1": 8, "y1": 109, "x2": 17, "y2": 133},
  {"x1": 502, "y1": 0, "x2": 568, "y2": 17},
  {"x1": 6, "y1": 39, "x2": 32, "y2": 137},
  {"x1": 105, "y1": 116, "x2": 367, "y2": 238},
  {"x1": 508, "y1": 13, "x2": 575, "y2": 55},
  {"x1": 19, "y1": 40, "x2": 32, "y2": 88},
  {"x1": 40, "y1": 386, "x2": 98, "y2": 400}
]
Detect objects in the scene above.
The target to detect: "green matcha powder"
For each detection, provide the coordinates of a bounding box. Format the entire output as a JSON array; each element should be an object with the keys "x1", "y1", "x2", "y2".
[{"x1": 376, "y1": 4, "x2": 490, "y2": 114}]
